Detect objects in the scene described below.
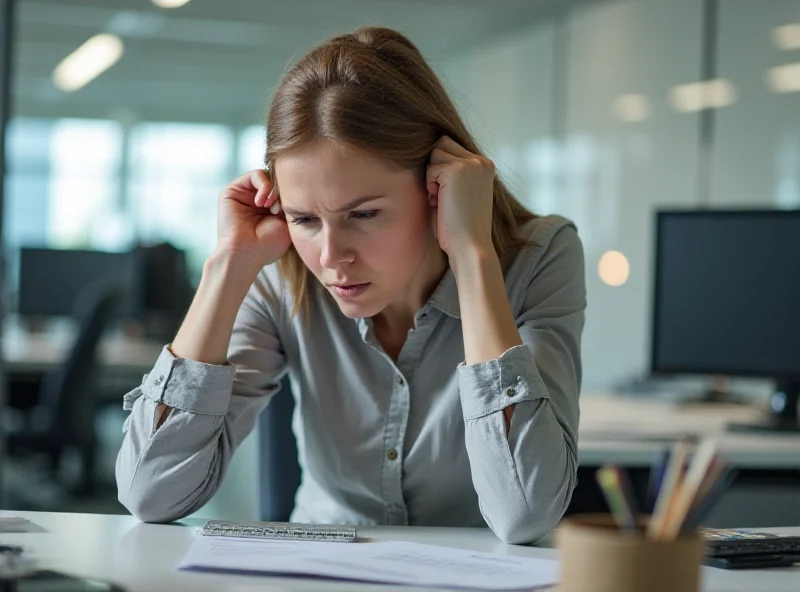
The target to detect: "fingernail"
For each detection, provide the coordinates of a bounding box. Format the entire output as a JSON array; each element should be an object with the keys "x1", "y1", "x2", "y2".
[{"x1": 269, "y1": 201, "x2": 281, "y2": 215}]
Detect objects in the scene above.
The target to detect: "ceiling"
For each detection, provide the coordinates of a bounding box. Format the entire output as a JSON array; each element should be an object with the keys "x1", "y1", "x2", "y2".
[{"x1": 10, "y1": 0, "x2": 571, "y2": 125}]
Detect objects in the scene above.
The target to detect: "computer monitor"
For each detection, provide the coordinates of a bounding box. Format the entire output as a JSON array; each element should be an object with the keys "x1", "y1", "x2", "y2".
[
  {"x1": 17, "y1": 247, "x2": 140, "y2": 318},
  {"x1": 651, "y1": 209, "x2": 800, "y2": 432}
]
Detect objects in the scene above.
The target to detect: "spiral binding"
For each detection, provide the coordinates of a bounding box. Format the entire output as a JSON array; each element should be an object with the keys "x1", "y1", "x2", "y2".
[{"x1": 200, "y1": 520, "x2": 357, "y2": 543}]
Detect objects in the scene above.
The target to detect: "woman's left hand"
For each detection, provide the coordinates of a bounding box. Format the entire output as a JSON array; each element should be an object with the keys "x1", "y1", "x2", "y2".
[{"x1": 427, "y1": 136, "x2": 496, "y2": 261}]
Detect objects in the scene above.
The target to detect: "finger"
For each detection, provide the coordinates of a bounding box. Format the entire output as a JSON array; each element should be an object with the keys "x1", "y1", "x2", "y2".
[
  {"x1": 426, "y1": 162, "x2": 449, "y2": 187},
  {"x1": 435, "y1": 135, "x2": 474, "y2": 158},
  {"x1": 230, "y1": 169, "x2": 270, "y2": 193},
  {"x1": 257, "y1": 184, "x2": 278, "y2": 209},
  {"x1": 429, "y1": 147, "x2": 460, "y2": 165},
  {"x1": 254, "y1": 184, "x2": 268, "y2": 208},
  {"x1": 269, "y1": 198, "x2": 282, "y2": 215},
  {"x1": 426, "y1": 163, "x2": 447, "y2": 206}
]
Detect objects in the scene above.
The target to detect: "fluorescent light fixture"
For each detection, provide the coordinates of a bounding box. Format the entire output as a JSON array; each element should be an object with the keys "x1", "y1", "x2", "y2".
[
  {"x1": 772, "y1": 23, "x2": 800, "y2": 51},
  {"x1": 613, "y1": 94, "x2": 650, "y2": 123},
  {"x1": 598, "y1": 251, "x2": 630, "y2": 287},
  {"x1": 705, "y1": 79, "x2": 736, "y2": 108},
  {"x1": 766, "y1": 62, "x2": 800, "y2": 93},
  {"x1": 52, "y1": 34, "x2": 124, "y2": 92},
  {"x1": 668, "y1": 79, "x2": 736, "y2": 113},
  {"x1": 152, "y1": 0, "x2": 191, "y2": 7}
]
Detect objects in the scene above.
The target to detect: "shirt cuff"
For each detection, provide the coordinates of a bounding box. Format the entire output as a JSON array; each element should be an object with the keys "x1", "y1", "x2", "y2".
[
  {"x1": 134, "y1": 346, "x2": 236, "y2": 416},
  {"x1": 457, "y1": 344, "x2": 549, "y2": 420}
]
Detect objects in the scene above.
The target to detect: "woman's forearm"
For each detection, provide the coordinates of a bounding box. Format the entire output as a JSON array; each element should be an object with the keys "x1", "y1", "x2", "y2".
[
  {"x1": 451, "y1": 245, "x2": 523, "y2": 432},
  {"x1": 171, "y1": 250, "x2": 263, "y2": 365},
  {"x1": 451, "y1": 245, "x2": 522, "y2": 365}
]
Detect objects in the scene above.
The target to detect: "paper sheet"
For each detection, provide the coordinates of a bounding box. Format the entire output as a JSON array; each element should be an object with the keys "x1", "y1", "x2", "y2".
[{"x1": 179, "y1": 536, "x2": 558, "y2": 590}]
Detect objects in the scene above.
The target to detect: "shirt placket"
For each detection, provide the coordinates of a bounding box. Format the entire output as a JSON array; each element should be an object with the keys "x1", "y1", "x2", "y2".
[{"x1": 365, "y1": 309, "x2": 437, "y2": 525}]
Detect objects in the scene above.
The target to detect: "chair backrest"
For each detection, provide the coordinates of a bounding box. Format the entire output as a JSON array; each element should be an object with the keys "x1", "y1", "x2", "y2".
[
  {"x1": 258, "y1": 375, "x2": 302, "y2": 521},
  {"x1": 39, "y1": 281, "x2": 123, "y2": 445}
]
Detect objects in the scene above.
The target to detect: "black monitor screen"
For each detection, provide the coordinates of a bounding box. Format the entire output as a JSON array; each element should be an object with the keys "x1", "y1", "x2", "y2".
[
  {"x1": 18, "y1": 248, "x2": 139, "y2": 317},
  {"x1": 652, "y1": 210, "x2": 800, "y2": 380}
]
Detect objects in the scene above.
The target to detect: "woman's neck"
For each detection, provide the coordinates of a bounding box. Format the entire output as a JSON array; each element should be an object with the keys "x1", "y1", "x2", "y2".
[{"x1": 372, "y1": 245, "x2": 448, "y2": 359}]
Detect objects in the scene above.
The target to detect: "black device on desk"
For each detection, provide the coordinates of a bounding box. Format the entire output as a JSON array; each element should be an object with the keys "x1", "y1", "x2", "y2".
[
  {"x1": 0, "y1": 571, "x2": 125, "y2": 592},
  {"x1": 703, "y1": 529, "x2": 800, "y2": 569},
  {"x1": 0, "y1": 546, "x2": 124, "y2": 591},
  {"x1": 651, "y1": 209, "x2": 800, "y2": 432}
]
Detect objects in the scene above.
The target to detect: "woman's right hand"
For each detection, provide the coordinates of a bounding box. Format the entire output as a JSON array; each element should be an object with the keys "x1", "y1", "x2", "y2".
[{"x1": 215, "y1": 169, "x2": 292, "y2": 269}]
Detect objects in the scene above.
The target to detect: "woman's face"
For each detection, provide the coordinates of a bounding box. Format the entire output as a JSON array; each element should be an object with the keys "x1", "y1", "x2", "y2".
[{"x1": 274, "y1": 139, "x2": 439, "y2": 319}]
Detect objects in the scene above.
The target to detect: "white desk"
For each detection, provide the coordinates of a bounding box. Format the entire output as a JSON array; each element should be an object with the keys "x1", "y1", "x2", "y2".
[
  {"x1": 579, "y1": 395, "x2": 800, "y2": 469},
  {"x1": 0, "y1": 511, "x2": 798, "y2": 591},
  {"x1": 2, "y1": 328, "x2": 163, "y2": 375}
]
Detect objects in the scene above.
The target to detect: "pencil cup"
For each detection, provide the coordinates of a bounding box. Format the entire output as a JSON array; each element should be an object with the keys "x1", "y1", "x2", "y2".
[{"x1": 556, "y1": 515, "x2": 704, "y2": 592}]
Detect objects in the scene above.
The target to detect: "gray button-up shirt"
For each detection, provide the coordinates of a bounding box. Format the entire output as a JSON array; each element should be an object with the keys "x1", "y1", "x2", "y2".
[{"x1": 116, "y1": 215, "x2": 585, "y2": 544}]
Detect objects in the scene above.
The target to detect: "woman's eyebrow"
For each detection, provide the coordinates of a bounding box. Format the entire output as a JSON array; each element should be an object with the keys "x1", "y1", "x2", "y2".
[{"x1": 282, "y1": 195, "x2": 386, "y2": 217}]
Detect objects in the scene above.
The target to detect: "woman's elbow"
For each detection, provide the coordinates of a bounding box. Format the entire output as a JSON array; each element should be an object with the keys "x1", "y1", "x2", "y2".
[
  {"x1": 117, "y1": 483, "x2": 187, "y2": 524},
  {"x1": 490, "y1": 502, "x2": 568, "y2": 545},
  {"x1": 491, "y1": 467, "x2": 577, "y2": 544}
]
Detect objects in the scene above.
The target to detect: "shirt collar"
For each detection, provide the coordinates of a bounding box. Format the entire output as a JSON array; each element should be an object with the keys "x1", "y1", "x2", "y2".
[{"x1": 353, "y1": 266, "x2": 461, "y2": 335}]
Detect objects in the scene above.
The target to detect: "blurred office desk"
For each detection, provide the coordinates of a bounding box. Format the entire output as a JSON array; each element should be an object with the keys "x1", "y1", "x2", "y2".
[
  {"x1": 576, "y1": 394, "x2": 800, "y2": 527},
  {"x1": 2, "y1": 315, "x2": 163, "y2": 376},
  {"x1": 2, "y1": 317, "x2": 163, "y2": 409},
  {"x1": 579, "y1": 394, "x2": 800, "y2": 468},
  {"x1": 1, "y1": 511, "x2": 798, "y2": 592}
]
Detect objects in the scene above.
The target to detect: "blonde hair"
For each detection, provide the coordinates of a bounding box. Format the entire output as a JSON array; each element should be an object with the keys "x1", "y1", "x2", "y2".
[{"x1": 266, "y1": 26, "x2": 535, "y2": 316}]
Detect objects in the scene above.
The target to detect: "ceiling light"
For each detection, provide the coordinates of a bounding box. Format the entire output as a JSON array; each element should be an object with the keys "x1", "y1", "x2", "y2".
[
  {"x1": 598, "y1": 251, "x2": 630, "y2": 287},
  {"x1": 152, "y1": 0, "x2": 191, "y2": 8},
  {"x1": 668, "y1": 79, "x2": 736, "y2": 113},
  {"x1": 52, "y1": 34, "x2": 124, "y2": 92},
  {"x1": 613, "y1": 94, "x2": 651, "y2": 123},
  {"x1": 766, "y1": 62, "x2": 800, "y2": 93},
  {"x1": 704, "y1": 79, "x2": 736, "y2": 108},
  {"x1": 772, "y1": 23, "x2": 800, "y2": 51}
]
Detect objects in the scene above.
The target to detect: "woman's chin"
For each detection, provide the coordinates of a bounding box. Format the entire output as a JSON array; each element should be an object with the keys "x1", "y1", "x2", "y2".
[{"x1": 333, "y1": 293, "x2": 385, "y2": 320}]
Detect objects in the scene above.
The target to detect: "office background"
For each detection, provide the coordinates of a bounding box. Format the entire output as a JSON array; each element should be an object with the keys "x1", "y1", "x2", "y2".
[{"x1": 1, "y1": 0, "x2": 799, "y2": 521}]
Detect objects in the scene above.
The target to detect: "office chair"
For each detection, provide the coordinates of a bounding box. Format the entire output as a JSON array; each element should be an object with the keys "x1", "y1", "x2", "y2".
[
  {"x1": 258, "y1": 375, "x2": 302, "y2": 521},
  {"x1": 6, "y1": 281, "x2": 123, "y2": 495}
]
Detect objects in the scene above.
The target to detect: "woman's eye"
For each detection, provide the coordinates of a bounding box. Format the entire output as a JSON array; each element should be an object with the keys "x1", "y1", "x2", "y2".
[
  {"x1": 350, "y1": 210, "x2": 379, "y2": 221},
  {"x1": 291, "y1": 216, "x2": 317, "y2": 226}
]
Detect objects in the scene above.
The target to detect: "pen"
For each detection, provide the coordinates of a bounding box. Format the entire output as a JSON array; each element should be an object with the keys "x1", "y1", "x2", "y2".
[
  {"x1": 596, "y1": 465, "x2": 636, "y2": 532},
  {"x1": 648, "y1": 438, "x2": 691, "y2": 540},
  {"x1": 680, "y1": 463, "x2": 738, "y2": 534},
  {"x1": 663, "y1": 439, "x2": 718, "y2": 539},
  {"x1": 647, "y1": 448, "x2": 671, "y2": 514}
]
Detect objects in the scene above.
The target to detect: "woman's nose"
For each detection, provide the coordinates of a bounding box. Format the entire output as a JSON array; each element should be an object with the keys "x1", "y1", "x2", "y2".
[{"x1": 320, "y1": 228, "x2": 355, "y2": 268}]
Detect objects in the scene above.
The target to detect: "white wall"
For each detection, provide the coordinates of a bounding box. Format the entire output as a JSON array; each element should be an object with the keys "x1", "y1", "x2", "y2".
[
  {"x1": 711, "y1": 0, "x2": 800, "y2": 208},
  {"x1": 437, "y1": 20, "x2": 557, "y2": 214}
]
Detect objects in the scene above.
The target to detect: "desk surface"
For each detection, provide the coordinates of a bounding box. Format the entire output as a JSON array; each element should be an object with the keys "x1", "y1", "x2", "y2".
[
  {"x1": 2, "y1": 329, "x2": 163, "y2": 374},
  {"x1": 0, "y1": 511, "x2": 798, "y2": 592},
  {"x1": 579, "y1": 395, "x2": 800, "y2": 469}
]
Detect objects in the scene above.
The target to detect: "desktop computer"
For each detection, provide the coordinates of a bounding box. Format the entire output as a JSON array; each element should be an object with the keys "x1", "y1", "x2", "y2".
[
  {"x1": 17, "y1": 247, "x2": 140, "y2": 318},
  {"x1": 651, "y1": 209, "x2": 800, "y2": 432}
]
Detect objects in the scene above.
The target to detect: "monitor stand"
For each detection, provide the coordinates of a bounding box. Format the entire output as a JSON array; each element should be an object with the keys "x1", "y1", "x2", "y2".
[
  {"x1": 726, "y1": 381, "x2": 800, "y2": 434},
  {"x1": 680, "y1": 375, "x2": 749, "y2": 406}
]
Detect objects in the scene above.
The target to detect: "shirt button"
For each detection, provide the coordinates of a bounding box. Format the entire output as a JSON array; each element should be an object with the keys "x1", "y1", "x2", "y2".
[
  {"x1": 397, "y1": 376, "x2": 404, "y2": 386},
  {"x1": 387, "y1": 448, "x2": 398, "y2": 461},
  {"x1": 506, "y1": 387, "x2": 516, "y2": 397}
]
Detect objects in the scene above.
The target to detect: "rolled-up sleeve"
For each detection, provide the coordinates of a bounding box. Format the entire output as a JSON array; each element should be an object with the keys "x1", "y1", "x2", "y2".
[
  {"x1": 116, "y1": 268, "x2": 287, "y2": 523},
  {"x1": 458, "y1": 224, "x2": 585, "y2": 544}
]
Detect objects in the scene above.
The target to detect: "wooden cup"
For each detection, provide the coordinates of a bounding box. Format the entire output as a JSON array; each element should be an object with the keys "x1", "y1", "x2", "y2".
[{"x1": 556, "y1": 514, "x2": 704, "y2": 592}]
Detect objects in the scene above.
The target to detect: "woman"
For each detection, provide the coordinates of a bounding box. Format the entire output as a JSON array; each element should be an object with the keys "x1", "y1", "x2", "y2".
[{"x1": 116, "y1": 26, "x2": 585, "y2": 545}]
